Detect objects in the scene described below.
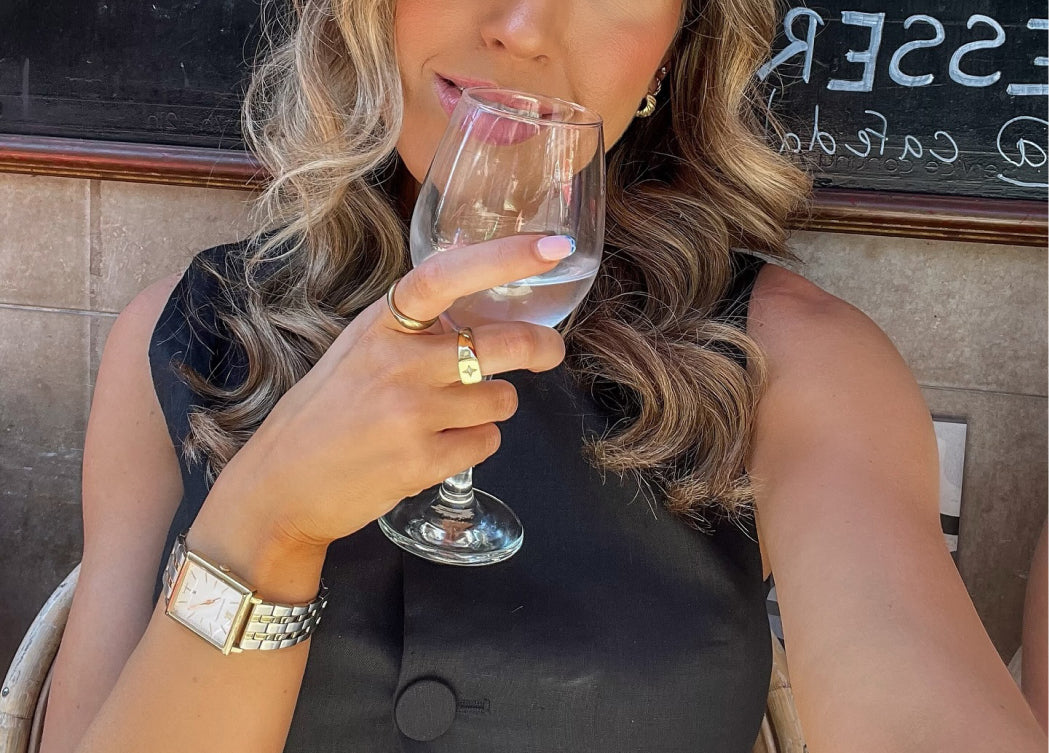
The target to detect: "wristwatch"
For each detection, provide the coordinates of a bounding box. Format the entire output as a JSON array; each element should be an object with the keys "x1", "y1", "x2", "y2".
[{"x1": 163, "y1": 530, "x2": 329, "y2": 655}]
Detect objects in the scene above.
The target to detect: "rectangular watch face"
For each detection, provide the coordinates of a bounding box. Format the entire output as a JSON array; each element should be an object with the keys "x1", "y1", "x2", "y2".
[{"x1": 166, "y1": 555, "x2": 254, "y2": 654}]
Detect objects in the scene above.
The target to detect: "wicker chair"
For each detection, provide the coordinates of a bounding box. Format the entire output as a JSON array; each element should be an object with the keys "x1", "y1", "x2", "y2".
[
  {"x1": 0, "y1": 568, "x2": 806, "y2": 753},
  {"x1": 0, "y1": 566, "x2": 79, "y2": 753},
  {"x1": 753, "y1": 630, "x2": 807, "y2": 753}
]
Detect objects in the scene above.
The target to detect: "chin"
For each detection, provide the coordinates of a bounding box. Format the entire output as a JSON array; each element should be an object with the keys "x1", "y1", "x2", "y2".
[
  {"x1": 394, "y1": 118, "x2": 445, "y2": 185},
  {"x1": 394, "y1": 146, "x2": 429, "y2": 187}
]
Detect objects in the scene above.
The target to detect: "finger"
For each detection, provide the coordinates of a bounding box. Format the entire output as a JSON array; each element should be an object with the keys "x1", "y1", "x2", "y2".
[
  {"x1": 421, "y1": 380, "x2": 519, "y2": 431},
  {"x1": 384, "y1": 234, "x2": 576, "y2": 330},
  {"x1": 412, "y1": 321, "x2": 566, "y2": 384},
  {"x1": 385, "y1": 278, "x2": 443, "y2": 334},
  {"x1": 431, "y1": 424, "x2": 503, "y2": 479}
]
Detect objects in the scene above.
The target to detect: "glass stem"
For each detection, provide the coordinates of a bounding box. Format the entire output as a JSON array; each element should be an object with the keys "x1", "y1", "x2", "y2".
[
  {"x1": 439, "y1": 467, "x2": 476, "y2": 508},
  {"x1": 435, "y1": 371, "x2": 490, "y2": 509}
]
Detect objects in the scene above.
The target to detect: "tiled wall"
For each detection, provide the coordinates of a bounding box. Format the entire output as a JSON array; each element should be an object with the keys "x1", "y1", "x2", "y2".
[
  {"x1": 1, "y1": 172, "x2": 1045, "y2": 678},
  {"x1": 0, "y1": 173, "x2": 254, "y2": 672}
]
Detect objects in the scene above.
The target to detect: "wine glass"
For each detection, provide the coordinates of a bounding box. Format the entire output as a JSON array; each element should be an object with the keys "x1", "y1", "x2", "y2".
[{"x1": 377, "y1": 87, "x2": 605, "y2": 566}]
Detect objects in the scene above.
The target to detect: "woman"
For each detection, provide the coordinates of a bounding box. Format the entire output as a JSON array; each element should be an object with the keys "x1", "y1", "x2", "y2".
[{"x1": 39, "y1": 1, "x2": 1046, "y2": 752}]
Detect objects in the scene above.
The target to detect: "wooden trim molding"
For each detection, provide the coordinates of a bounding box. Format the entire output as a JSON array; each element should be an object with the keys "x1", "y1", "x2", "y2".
[
  {"x1": 0, "y1": 134, "x2": 263, "y2": 189},
  {"x1": 801, "y1": 189, "x2": 1047, "y2": 247},
  {"x1": 0, "y1": 134, "x2": 1045, "y2": 246}
]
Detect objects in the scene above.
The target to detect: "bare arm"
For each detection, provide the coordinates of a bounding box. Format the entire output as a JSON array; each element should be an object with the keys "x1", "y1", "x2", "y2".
[
  {"x1": 75, "y1": 501, "x2": 327, "y2": 753},
  {"x1": 40, "y1": 275, "x2": 327, "y2": 753},
  {"x1": 747, "y1": 265, "x2": 1046, "y2": 753},
  {"x1": 40, "y1": 275, "x2": 184, "y2": 753}
]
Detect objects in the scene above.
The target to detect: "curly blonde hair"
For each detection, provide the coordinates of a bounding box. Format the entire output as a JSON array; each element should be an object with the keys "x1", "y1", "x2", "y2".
[{"x1": 182, "y1": 0, "x2": 810, "y2": 530}]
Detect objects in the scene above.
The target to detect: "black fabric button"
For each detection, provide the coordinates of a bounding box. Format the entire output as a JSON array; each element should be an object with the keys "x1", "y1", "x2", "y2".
[{"x1": 395, "y1": 678, "x2": 457, "y2": 741}]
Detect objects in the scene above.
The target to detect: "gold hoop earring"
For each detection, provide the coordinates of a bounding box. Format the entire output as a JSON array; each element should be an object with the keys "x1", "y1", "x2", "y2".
[
  {"x1": 634, "y1": 66, "x2": 667, "y2": 119},
  {"x1": 635, "y1": 93, "x2": 657, "y2": 118}
]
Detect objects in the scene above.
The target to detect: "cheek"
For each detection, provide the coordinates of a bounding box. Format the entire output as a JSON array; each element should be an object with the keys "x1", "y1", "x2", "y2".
[
  {"x1": 583, "y1": 43, "x2": 665, "y2": 145},
  {"x1": 392, "y1": 0, "x2": 453, "y2": 182},
  {"x1": 568, "y1": 10, "x2": 681, "y2": 149}
]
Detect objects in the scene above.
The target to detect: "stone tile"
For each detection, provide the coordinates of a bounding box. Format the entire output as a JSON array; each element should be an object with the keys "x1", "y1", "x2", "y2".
[
  {"x1": 0, "y1": 449, "x2": 84, "y2": 676},
  {"x1": 93, "y1": 181, "x2": 255, "y2": 313},
  {"x1": 789, "y1": 231, "x2": 1047, "y2": 396},
  {"x1": 88, "y1": 314, "x2": 117, "y2": 400},
  {"x1": 0, "y1": 307, "x2": 89, "y2": 454},
  {"x1": 0, "y1": 307, "x2": 88, "y2": 672},
  {"x1": 0, "y1": 173, "x2": 90, "y2": 310},
  {"x1": 921, "y1": 386, "x2": 1048, "y2": 659}
]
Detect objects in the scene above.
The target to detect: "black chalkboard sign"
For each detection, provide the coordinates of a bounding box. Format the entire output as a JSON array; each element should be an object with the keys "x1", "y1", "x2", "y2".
[
  {"x1": 763, "y1": 1, "x2": 1047, "y2": 200},
  {"x1": 0, "y1": 0, "x2": 263, "y2": 149},
  {"x1": 0, "y1": 0, "x2": 1046, "y2": 200}
]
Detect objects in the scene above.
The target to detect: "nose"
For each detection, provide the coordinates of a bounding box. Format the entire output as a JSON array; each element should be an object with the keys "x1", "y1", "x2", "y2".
[{"x1": 479, "y1": 0, "x2": 561, "y2": 61}]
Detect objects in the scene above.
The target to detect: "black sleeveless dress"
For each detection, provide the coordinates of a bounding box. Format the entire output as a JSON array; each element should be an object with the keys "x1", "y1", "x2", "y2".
[{"x1": 149, "y1": 241, "x2": 771, "y2": 752}]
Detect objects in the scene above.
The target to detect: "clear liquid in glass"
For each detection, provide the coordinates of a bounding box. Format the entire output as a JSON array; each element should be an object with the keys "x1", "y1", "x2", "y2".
[{"x1": 428, "y1": 243, "x2": 599, "y2": 329}]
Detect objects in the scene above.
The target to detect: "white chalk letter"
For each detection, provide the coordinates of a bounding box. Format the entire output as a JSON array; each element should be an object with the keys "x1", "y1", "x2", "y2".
[
  {"x1": 889, "y1": 15, "x2": 946, "y2": 87},
  {"x1": 901, "y1": 135, "x2": 924, "y2": 160},
  {"x1": 929, "y1": 131, "x2": 959, "y2": 163},
  {"x1": 996, "y1": 116, "x2": 1049, "y2": 187},
  {"x1": 828, "y1": 12, "x2": 886, "y2": 92},
  {"x1": 780, "y1": 132, "x2": 803, "y2": 154},
  {"x1": 844, "y1": 110, "x2": 889, "y2": 157},
  {"x1": 757, "y1": 8, "x2": 825, "y2": 83},
  {"x1": 1007, "y1": 19, "x2": 1049, "y2": 96},
  {"x1": 949, "y1": 15, "x2": 1006, "y2": 87},
  {"x1": 808, "y1": 105, "x2": 837, "y2": 154}
]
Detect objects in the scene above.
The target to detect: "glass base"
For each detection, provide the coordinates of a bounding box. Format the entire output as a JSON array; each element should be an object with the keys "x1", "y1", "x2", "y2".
[{"x1": 378, "y1": 487, "x2": 523, "y2": 566}]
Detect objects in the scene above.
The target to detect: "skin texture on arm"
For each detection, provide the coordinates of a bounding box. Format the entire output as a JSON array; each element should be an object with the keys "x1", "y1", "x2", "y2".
[
  {"x1": 39, "y1": 275, "x2": 327, "y2": 753},
  {"x1": 746, "y1": 264, "x2": 1046, "y2": 753},
  {"x1": 72, "y1": 505, "x2": 326, "y2": 753},
  {"x1": 39, "y1": 274, "x2": 185, "y2": 753},
  {"x1": 1021, "y1": 519, "x2": 1047, "y2": 732}
]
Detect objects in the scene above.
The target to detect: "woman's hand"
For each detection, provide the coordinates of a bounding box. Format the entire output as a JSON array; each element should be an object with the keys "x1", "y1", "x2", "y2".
[{"x1": 204, "y1": 234, "x2": 574, "y2": 553}]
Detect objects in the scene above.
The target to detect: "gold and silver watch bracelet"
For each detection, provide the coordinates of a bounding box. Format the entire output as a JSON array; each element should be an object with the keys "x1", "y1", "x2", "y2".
[{"x1": 163, "y1": 530, "x2": 329, "y2": 651}]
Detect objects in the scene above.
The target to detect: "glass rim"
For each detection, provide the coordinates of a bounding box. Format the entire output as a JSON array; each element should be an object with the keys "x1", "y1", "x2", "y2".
[{"x1": 461, "y1": 86, "x2": 603, "y2": 128}]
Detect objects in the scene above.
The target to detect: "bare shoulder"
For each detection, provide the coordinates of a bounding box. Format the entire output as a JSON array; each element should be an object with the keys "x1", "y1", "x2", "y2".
[
  {"x1": 113, "y1": 272, "x2": 184, "y2": 338},
  {"x1": 745, "y1": 261, "x2": 931, "y2": 455},
  {"x1": 747, "y1": 262, "x2": 897, "y2": 371},
  {"x1": 744, "y1": 263, "x2": 939, "y2": 579},
  {"x1": 85, "y1": 270, "x2": 185, "y2": 536},
  {"x1": 745, "y1": 261, "x2": 929, "y2": 415},
  {"x1": 738, "y1": 270, "x2": 1043, "y2": 753}
]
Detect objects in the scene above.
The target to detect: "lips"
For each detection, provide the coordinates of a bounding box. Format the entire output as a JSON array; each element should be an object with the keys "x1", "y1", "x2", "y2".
[
  {"x1": 435, "y1": 74, "x2": 566, "y2": 148},
  {"x1": 434, "y1": 73, "x2": 499, "y2": 117}
]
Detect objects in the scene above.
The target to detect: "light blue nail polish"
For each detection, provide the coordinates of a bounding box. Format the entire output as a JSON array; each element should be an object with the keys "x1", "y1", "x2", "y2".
[{"x1": 536, "y1": 235, "x2": 576, "y2": 260}]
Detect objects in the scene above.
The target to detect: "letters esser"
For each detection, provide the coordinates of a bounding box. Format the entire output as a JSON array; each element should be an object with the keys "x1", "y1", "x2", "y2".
[{"x1": 758, "y1": 9, "x2": 1048, "y2": 97}]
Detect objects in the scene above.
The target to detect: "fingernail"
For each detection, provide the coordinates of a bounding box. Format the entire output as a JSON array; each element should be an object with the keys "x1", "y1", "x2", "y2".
[{"x1": 536, "y1": 235, "x2": 576, "y2": 261}]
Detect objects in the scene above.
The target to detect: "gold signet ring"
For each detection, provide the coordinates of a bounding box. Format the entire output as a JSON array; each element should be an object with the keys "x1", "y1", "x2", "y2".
[
  {"x1": 457, "y1": 328, "x2": 483, "y2": 385},
  {"x1": 386, "y1": 279, "x2": 438, "y2": 331}
]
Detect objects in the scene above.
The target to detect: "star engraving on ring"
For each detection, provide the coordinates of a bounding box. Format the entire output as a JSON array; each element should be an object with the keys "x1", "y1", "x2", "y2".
[{"x1": 463, "y1": 363, "x2": 478, "y2": 379}]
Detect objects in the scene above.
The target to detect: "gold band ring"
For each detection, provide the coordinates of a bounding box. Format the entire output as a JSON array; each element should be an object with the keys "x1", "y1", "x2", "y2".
[
  {"x1": 386, "y1": 279, "x2": 438, "y2": 332},
  {"x1": 457, "y1": 328, "x2": 483, "y2": 385}
]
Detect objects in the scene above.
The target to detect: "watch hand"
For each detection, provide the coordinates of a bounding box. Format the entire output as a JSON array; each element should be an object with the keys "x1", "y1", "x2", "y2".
[{"x1": 188, "y1": 598, "x2": 220, "y2": 611}]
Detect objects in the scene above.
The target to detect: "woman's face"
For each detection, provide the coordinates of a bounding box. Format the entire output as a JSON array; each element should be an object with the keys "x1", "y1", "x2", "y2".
[{"x1": 393, "y1": 0, "x2": 683, "y2": 182}]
